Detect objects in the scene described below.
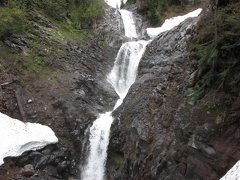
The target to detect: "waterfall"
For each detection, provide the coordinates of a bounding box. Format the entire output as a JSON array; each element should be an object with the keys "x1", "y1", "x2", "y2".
[
  {"x1": 81, "y1": 6, "x2": 149, "y2": 180},
  {"x1": 119, "y1": 10, "x2": 138, "y2": 38},
  {"x1": 108, "y1": 40, "x2": 148, "y2": 99}
]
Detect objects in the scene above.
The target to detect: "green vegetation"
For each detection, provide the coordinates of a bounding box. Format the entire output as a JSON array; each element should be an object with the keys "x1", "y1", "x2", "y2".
[
  {"x1": 69, "y1": 0, "x2": 105, "y2": 29},
  {"x1": 147, "y1": 130, "x2": 155, "y2": 145},
  {"x1": 109, "y1": 152, "x2": 124, "y2": 166},
  {"x1": 0, "y1": 0, "x2": 106, "y2": 73},
  {"x1": 120, "y1": 0, "x2": 136, "y2": 8},
  {"x1": 0, "y1": 2, "x2": 27, "y2": 37},
  {"x1": 187, "y1": 1, "x2": 240, "y2": 100},
  {"x1": 0, "y1": 41, "x2": 48, "y2": 74},
  {"x1": 0, "y1": 0, "x2": 105, "y2": 37},
  {"x1": 123, "y1": 0, "x2": 201, "y2": 25},
  {"x1": 125, "y1": 114, "x2": 133, "y2": 124}
]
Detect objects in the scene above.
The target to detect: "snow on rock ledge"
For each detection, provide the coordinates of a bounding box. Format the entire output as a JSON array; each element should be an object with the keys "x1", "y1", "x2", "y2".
[
  {"x1": 147, "y1": 8, "x2": 202, "y2": 38},
  {"x1": 0, "y1": 112, "x2": 58, "y2": 166},
  {"x1": 220, "y1": 160, "x2": 240, "y2": 180}
]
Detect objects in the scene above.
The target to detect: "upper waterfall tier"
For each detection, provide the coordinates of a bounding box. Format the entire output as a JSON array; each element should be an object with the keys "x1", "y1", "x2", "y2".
[{"x1": 119, "y1": 9, "x2": 138, "y2": 38}]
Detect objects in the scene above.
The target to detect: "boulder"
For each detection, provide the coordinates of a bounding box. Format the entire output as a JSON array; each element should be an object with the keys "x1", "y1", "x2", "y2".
[{"x1": 20, "y1": 164, "x2": 35, "y2": 177}]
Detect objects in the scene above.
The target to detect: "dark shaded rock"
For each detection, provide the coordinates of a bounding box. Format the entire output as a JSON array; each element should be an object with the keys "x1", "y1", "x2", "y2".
[
  {"x1": 29, "y1": 152, "x2": 43, "y2": 159},
  {"x1": 20, "y1": 164, "x2": 35, "y2": 177},
  {"x1": 16, "y1": 155, "x2": 31, "y2": 167},
  {"x1": 95, "y1": 4, "x2": 126, "y2": 49},
  {"x1": 3, "y1": 34, "x2": 29, "y2": 52},
  {"x1": 35, "y1": 156, "x2": 49, "y2": 169},
  {"x1": 29, "y1": 151, "x2": 44, "y2": 167},
  {"x1": 57, "y1": 148, "x2": 70, "y2": 160},
  {"x1": 41, "y1": 149, "x2": 52, "y2": 156},
  {"x1": 46, "y1": 155, "x2": 56, "y2": 165},
  {"x1": 57, "y1": 161, "x2": 70, "y2": 173}
]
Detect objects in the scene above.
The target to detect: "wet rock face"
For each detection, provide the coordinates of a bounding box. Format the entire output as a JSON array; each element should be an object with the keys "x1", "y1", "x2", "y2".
[
  {"x1": 96, "y1": 5, "x2": 127, "y2": 49},
  {"x1": 107, "y1": 17, "x2": 240, "y2": 179},
  {"x1": 125, "y1": 5, "x2": 150, "y2": 40}
]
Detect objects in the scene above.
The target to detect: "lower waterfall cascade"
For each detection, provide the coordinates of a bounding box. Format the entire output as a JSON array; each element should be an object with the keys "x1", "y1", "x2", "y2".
[
  {"x1": 80, "y1": 4, "x2": 149, "y2": 180},
  {"x1": 81, "y1": 41, "x2": 148, "y2": 179}
]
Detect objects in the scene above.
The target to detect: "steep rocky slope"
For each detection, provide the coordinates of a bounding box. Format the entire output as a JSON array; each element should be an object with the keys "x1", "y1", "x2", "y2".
[
  {"x1": 0, "y1": 3, "x2": 122, "y2": 179},
  {"x1": 107, "y1": 11, "x2": 240, "y2": 180}
]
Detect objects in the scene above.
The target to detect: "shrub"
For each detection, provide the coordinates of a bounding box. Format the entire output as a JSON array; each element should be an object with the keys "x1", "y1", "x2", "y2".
[
  {"x1": 140, "y1": 0, "x2": 189, "y2": 25},
  {"x1": 188, "y1": 2, "x2": 240, "y2": 98},
  {"x1": 69, "y1": 0, "x2": 105, "y2": 29},
  {"x1": 40, "y1": 0, "x2": 68, "y2": 21},
  {"x1": 0, "y1": 3, "x2": 26, "y2": 37}
]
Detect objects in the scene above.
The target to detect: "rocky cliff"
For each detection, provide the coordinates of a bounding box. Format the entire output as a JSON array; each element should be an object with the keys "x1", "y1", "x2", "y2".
[{"x1": 107, "y1": 13, "x2": 240, "y2": 180}]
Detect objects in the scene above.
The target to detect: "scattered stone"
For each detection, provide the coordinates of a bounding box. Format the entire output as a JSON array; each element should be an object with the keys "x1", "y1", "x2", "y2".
[
  {"x1": 20, "y1": 164, "x2": 35, "y2": 177},
  {"x1": 35, "y1": 156, "x2": 49, "y2": 169},
  {"x1": 57, "y1": 161, "x2": 70, "y2": 173}
]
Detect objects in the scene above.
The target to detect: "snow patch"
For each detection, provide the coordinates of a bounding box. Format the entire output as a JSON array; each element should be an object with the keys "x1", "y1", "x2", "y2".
[
  {"x1": 0, "y1": 112, "x2": 58, "y2": 166},
  {"x1": 147, "y1": 8, "x2": 202, "y2": 38},
  {"x1": 105, "y1": 0, "x2": 127, "y2": 9},
  {"x1": 220, "y1": 160, "x2": 240, "y2": 180}
]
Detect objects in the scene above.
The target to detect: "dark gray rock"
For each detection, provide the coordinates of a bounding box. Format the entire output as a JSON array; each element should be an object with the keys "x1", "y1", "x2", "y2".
[
  {"x1": 20, "y1": 164, "x2": 35, "y2": 177},
  {"x1": 35, "y1": 156, "x2": 49, "y2": 169},
  {"x1": 107, "y1": 14, "x2": 240, "y2": 180},
  {"x1": 57, "y1": 161, "x2": 70, "y2": 173},
  {"x1": 95, "y1": 5, "x2": 126, "y2": 49},
  {"x1": 3, "y1": 34, "x2": 29, "y2": 52},
  {"x1": 16, "y1": 155, "x2": 31, "y2": 167},
  {"x1": 30, "y1": 151, "x2": 44, "y2": 166}
]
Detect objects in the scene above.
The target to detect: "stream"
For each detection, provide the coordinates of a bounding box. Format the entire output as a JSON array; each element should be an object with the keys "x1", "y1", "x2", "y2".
[{"x1": 81, "y1": 6, "x2": 149, "y2": 180}]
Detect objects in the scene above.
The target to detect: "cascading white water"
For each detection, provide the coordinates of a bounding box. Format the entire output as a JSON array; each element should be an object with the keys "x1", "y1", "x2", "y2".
[
  {"x1": 81, "y1": 112, "x2": 113, "y2": 180},
  {"x1": 119, "y1": 9, "x2": 138, "y2": 38},
  {"x1": 81, "y1": 41, "x2": 148, "y2": 180},
  {"x1": 81, "y1": 5, "x2": 148, "y2": 180},
  {"x1": 108, "y1": 40, "x2": 148, "y2": 99}
]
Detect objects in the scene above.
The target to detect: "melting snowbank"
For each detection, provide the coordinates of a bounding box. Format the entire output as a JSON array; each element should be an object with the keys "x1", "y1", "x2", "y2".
[
  {"x1": 220, "y1": 160, "x2": 240, "y2": 180},
  {"x1": 0, "y1": 112, "x2": 58, "y2": 166},
  {"x1": 147, "y1": 8, "x2": 202, "y2": 38}
]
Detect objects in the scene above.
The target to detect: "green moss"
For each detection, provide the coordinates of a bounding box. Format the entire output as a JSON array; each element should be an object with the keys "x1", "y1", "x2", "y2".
[
  {"x1": 125, "y1": 114, "x2": 133, "y2": 124},
  {"x1": 0, "y1": 40, "x2": 51, "y2": 75},
  {"x1": 147, "y1": 130, "x2": 155, "y2": 145},
  {"x1": 109, "y1": 153, "x2": 124, "y2": 166},
  {"x1": 121, "y1": 0, "x2": 137, "y2": 8},
  {"x1": 57, "y1": 22, "x2": 89, "y2": 42}
]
